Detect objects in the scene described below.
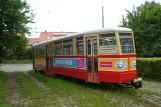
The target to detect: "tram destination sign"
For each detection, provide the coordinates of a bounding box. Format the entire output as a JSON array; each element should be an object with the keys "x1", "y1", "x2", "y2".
[{"x1": 100, "y1": 45, "x2": 117, "y2": 54}]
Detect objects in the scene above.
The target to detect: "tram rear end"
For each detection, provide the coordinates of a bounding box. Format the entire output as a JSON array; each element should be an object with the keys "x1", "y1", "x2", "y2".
[{"x1": 97, "y1": 32, "x2": 142, "y2": 88}]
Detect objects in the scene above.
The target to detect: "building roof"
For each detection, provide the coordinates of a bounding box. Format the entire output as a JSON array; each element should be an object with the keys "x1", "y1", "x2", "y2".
[
  {"x1": 33, "y1": 27, "x2": 132, "y2": 46},
  {"x1": 27, "y1": 38, "x2": 39, "y2": 46},
  {"x1": 38, "y1": 31, "x2": 76, "y2": 42},
  {"x1": 27, "y1": 31, "x2": 76, "y2": 46}
]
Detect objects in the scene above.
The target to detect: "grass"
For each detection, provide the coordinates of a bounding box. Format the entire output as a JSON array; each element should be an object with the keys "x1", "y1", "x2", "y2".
[
  {"x1": 0, "y1": 70, "x2": 159, "y2": 106},
  {"x1": 28, "y1": 70, "x2": 146, "y2": 107},
  {"x1": 29, "y1": 71, "x2": 110, "y2": 107},
  {"x1": 0, "y1": 70, "x2": 157, "y2": 106},
  {"x1": 0, "y1": 71, "x2": 8, "y2": 107}
]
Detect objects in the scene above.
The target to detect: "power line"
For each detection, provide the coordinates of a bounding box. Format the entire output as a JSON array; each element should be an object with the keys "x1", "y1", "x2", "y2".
[{"x1": 102, "y1": 6, "x2": 104, "y2": 28}]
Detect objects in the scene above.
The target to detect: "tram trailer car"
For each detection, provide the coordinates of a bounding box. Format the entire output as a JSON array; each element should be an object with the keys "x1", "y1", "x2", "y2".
[{"x1": 33, "y1": 27, "x2": 142, "y2": 89}]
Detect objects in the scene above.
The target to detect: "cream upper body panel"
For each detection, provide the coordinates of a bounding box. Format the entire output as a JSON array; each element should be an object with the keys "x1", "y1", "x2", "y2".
[{"x1": 33, "y1": 27, "x2": 132, "y2": 47}]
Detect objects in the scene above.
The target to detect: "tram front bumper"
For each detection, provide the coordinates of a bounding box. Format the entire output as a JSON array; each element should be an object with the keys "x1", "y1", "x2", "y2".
[{"x1": 131, "y1": 78, "x2": 142, "y2": 89}]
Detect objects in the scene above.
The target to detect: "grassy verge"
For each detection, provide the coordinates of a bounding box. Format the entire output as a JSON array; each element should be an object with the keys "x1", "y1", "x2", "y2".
[
  {"x1": 29, "y1": 70, "x2": 146, "y2": 107},
  {"x1": 0, "y1": 71, "x2": 8, "y2": 107}
]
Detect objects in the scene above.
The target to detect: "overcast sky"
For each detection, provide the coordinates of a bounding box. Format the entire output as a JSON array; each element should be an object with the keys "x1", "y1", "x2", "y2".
[{"x1": 26, "y1": 0, "x2": 161, "y2": 38}]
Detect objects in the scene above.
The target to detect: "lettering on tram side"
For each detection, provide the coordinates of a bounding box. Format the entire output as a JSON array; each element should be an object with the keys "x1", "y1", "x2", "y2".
[
  {"x1": 53, "y1": 58, "x2": 86, "y2": 69},
  {"x1": 77, "y1": 59, "x2": 84, "y2": 68},
  {"x1": 100, "y1": 62, "x2": 112, "y2": 67},
  {"x1": 55, "y1": 60, "x2": 73, "y2": 66}
]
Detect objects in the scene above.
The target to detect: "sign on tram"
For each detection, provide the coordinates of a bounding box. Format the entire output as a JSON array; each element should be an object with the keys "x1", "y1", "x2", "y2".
[{"x1": 100, "y1": 45, "x2": 117, "y2": 54}]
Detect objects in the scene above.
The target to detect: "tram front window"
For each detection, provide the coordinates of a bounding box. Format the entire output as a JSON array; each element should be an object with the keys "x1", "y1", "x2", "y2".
[
  {"x1": 119, "y1": 33, "x2": 135, "y2": 54},
  {"x1": 99, "y1": 33, "x2": 117, "y2": 54}
]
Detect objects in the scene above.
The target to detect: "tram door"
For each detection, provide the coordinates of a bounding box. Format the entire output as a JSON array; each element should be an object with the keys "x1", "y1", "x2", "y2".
[
  {"x1": 86, "y1": 37, "x2": 98, "y2": 83},
  {"x1": 46, "y1": 44, "x2": 53, "y2": 74}
]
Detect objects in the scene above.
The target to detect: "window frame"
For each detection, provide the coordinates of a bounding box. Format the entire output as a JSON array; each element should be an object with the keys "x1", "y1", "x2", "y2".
[
  {"x1": 76, "y1": 36, "x2": 84, "y2": 55},
  {"x1": 54, "y1": 41, "x2": 63, "y2": 55},
  {"x1": 119, "y1": 32, "x2": 135, "y2": 54},
  {"x1": 99, "y1": 33, "x2": 117, "y2": 55},
  {"x1": 63, "y1": 39, "x2": 73, "y2": 56}
]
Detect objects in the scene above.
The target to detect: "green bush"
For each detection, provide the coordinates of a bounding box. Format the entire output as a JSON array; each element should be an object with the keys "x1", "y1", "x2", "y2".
[
  {"x1": 4, "y1": 47, "x2": 33, "y2": 61},
  {"x1": 137, "y1": 58, "x2": 161, "y2": 81}
]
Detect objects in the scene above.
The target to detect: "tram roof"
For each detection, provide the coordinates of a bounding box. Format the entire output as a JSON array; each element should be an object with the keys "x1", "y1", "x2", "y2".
[{"x1": 33, "y1": 27, "x2": 132, "y2": 46}]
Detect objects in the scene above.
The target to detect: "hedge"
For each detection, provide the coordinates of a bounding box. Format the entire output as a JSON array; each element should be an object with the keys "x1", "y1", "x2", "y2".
[{"x1": 137, "y1": 58, "x2": 161, "y2": 81}]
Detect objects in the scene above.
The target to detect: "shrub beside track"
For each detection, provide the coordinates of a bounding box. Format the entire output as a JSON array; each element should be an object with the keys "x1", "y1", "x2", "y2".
[{"x1": 137, "y1": 58, "x2": 161, "y2": 81}]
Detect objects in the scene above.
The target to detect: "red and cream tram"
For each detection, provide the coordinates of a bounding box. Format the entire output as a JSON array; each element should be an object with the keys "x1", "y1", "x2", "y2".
[{"x1": 33, "y1": 27, "x2": 142, "y2": 88}]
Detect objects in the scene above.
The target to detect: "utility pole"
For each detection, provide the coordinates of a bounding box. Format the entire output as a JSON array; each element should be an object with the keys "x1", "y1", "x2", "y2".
[{"x1": 102, "y1": 6, "x2": 104, "y2": 28}]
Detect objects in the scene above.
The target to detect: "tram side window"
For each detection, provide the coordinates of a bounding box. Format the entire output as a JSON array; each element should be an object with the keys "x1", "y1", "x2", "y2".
[
  {"x1": 76, "y1": 37, "x2": 84, "y2": 55},
  {"x1": 35, "y1": 47, "x2": 39, "y2": 56},
  {"x1": 55, "y1": 41, "x2": 62, "y2": 55},
  {"x1": 35, "y1": 45, "x2": 45, "y2": 56},
  {"x1": 39, "y1": 46, "x2": 41, "y2": 56},
  {"x1": 34, "y1": 47, "x2": 38, "y2": 56},
  {"x1": 63, "y1": 39, "x2": 73, "y2": 55},
  {"x1": 35, "y1": 47, "x2": 38, "y2": 56},
  {"x1": 99, "y1": 33, "x2": 117, "y2": 54},
  {"x1": 40, "y1": 46, "x2": 45, "y2": 55},
  {"x1": 43, "y1": 46, "x2": 45, "y2": 55}
]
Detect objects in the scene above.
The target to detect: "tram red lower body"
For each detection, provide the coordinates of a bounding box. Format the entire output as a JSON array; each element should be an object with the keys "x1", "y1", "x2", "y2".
[
  {"x1": 98, "y1": 70, "x2": 137, "y2": 83},
  {"x1": 53, "y1": 67, "x2": 86, "y2": 80},
  {"x1": 34, "y1": 64, "x2": 136, "y2": 84},
  {"x1": 34, "y1": 64, "x2": 46, "y2": 70}
]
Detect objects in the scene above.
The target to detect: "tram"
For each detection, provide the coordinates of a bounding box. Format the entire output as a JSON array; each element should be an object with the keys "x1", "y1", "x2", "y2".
[{"x1": 32, "y1": 27, "x2": 142, "y2": 88}]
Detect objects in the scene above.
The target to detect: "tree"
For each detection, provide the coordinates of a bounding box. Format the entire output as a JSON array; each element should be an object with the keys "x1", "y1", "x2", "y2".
[
  {"x1": 120, "y1": 1, "x2": 161, "y2": 57},
  {"x1": 0, "y1": 0, "x2": 34, "y2": 63},
  {"x1": 5, "y1": 34, "x2": 28, "y2": 60}
]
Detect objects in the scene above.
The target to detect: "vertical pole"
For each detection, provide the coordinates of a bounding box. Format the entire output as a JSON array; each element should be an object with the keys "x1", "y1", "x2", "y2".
[{"x1": 102, "y1": 6, "x2": 104, "y2": 28}]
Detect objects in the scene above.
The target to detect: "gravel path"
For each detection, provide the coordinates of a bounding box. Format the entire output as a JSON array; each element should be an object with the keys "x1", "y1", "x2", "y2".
[
  {"x1": 140, "y1": 80, "x2": 161, "y2": 107},
  {"x1": 1, "y1": 64, "x2": 33, "y2": 72},
  {"x1": 141, "y1": 80, "x2": 161, "y2": 94}
]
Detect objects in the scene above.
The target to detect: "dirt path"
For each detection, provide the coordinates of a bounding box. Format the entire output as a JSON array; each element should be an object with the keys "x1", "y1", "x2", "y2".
[
  {"x1": 5, "y1": 72, "x2": 50, "y2": 106},
  {"x1": 23, "y1": 72, "x2": 76, "y2": 107},
  {"x1": 24, "y1": 72, "x2": 49, "y2": 90},
  {"x1": 6, "y1": 72, "x2": 25, "y2": 106}
]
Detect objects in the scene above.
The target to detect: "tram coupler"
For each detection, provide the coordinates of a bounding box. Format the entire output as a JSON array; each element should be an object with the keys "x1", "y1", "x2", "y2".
[{"x1": 131, "y1": 78, "x2": 142, "y2": 89}]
